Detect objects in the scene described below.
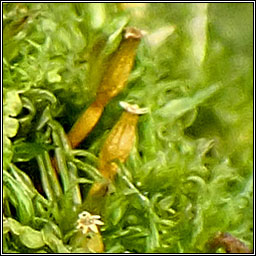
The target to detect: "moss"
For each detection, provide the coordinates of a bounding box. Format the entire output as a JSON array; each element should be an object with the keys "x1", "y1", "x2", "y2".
[{"x1": 3, "y1": 3, "x2": 253, "y2": 253}]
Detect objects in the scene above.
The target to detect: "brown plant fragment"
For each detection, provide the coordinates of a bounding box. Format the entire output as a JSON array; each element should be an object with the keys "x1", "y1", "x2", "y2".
[{"x1": 209, "y1": 232, "x2": 252, "y2": 253}]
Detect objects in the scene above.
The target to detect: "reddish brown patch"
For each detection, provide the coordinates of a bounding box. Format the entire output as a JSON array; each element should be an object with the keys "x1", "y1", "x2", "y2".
[{"x1": 210, "y1": 232, "x2": 252, "y2": 253}]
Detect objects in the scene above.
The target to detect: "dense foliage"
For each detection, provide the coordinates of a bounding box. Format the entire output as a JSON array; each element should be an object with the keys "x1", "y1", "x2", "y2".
[{"x1": 3, "y1": 3, "x2": 253, "y2": 253}]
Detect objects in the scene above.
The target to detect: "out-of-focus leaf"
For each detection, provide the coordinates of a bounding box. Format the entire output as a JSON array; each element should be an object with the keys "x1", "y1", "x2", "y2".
[
  {"x1": 23, "y1": 89, "x2": 58, "y2": 107},
  {"x1": 102, "y1": 16, "x2": 129, "y2": 56},
  {"x1": 13, "y1": 140, "x2": 55, "y2": 162},
  {"x1": 155, "y1": 83, "x2": 221, "y2": 122},
  {"x1": 5, "y1": 217, "x2": 45, "y2": 249},
  {"x1": 158, "y1": 195, "x2": 175, "y2": 211},
  {"x1": 3, "y1": 136, "x2": 13, "y2": 170},
  {"x1": 146, "y1": 212, "x2": 160, "y2": 252},
  {"x1": 20, "y1": 226, "x2": 45, "y2": 249},
  {"x1": 3, "y1": 116, "x2": 19, "y2": 138},
  {"x1": 107, "y1": 197, "x2": 128, "y2": 226},
  {"x1": 3, "y1": 90, "x2": 23, "y2": 169},
  {"x1": 105, "y1": 243, "x2": 125, "y2": 253},
  {"x1": 3, "y1": 216, "x2": 10, "y2": 234},
  {"x1": 42, "y1": 223, "x2": 70, "y2": 253},
  {"x1": 3, "y1": 170, "x2": 35, "y2": 224},
  {"x1": 3, "y1": 90, "x2": 23, "y2": 116},
  {"x1": 18, "y1": 96, "x2": 36, "y2": 125}
]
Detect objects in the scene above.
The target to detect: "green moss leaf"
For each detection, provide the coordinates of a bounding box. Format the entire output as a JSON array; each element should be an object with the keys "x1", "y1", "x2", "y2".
[
  {"x1": 42, "y1": 223, "x2": 70, "y2": 253},
  {"x1": 5, "y1": 217, "x2": 45, "y2": 249}
]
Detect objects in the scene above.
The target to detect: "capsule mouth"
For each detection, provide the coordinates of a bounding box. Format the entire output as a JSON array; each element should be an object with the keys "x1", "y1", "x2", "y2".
[
  {"x1": 119, "y1": 101, "x2": 149, "y2": 114},
  {"x1": 124, "y1": 27, "x2": 145, "y2": 39}
]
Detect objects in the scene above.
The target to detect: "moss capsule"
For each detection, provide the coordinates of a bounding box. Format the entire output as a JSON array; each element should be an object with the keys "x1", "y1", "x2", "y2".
[
  {"x1": 67, "y1": 27, "x2": 143, "y2": 148},
  {"x1": 98, "y1": 110, "x2": 139, "y2": 180},
  {"x1": 87, "y1": 102, "x2": 148, "y2": 201},
  {"x1": 68, "y1": 101, "x2": 104, "y2": 148},
  {"x1": 96, "y1": 27, "x2": 143, "y2": 105}
]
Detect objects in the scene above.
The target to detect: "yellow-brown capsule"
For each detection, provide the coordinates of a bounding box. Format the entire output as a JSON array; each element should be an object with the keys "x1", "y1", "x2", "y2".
[
  {"x1": 87, "y1": 102, "x2": 148, "y2": 200},
  {"x1": 67, "y1": 101, "x2": 104, "y2": 148},
  {"x1": 98, "y1": 110, "x2": 139, "y2": 180},
  {"x1": 99, "y1": 102, "x2": 148, "y2": 180},
  {"x1": 67, "y1": 27, "x2": 143, "y2": 148},
  {"x1": 96, "y1": 27, "x2": 143, "y2": 105}
]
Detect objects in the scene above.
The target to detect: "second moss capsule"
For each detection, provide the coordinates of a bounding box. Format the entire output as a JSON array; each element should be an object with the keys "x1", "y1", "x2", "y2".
[{"x1": 87, "y1": 102, "x2": 148, "y2": 200}]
